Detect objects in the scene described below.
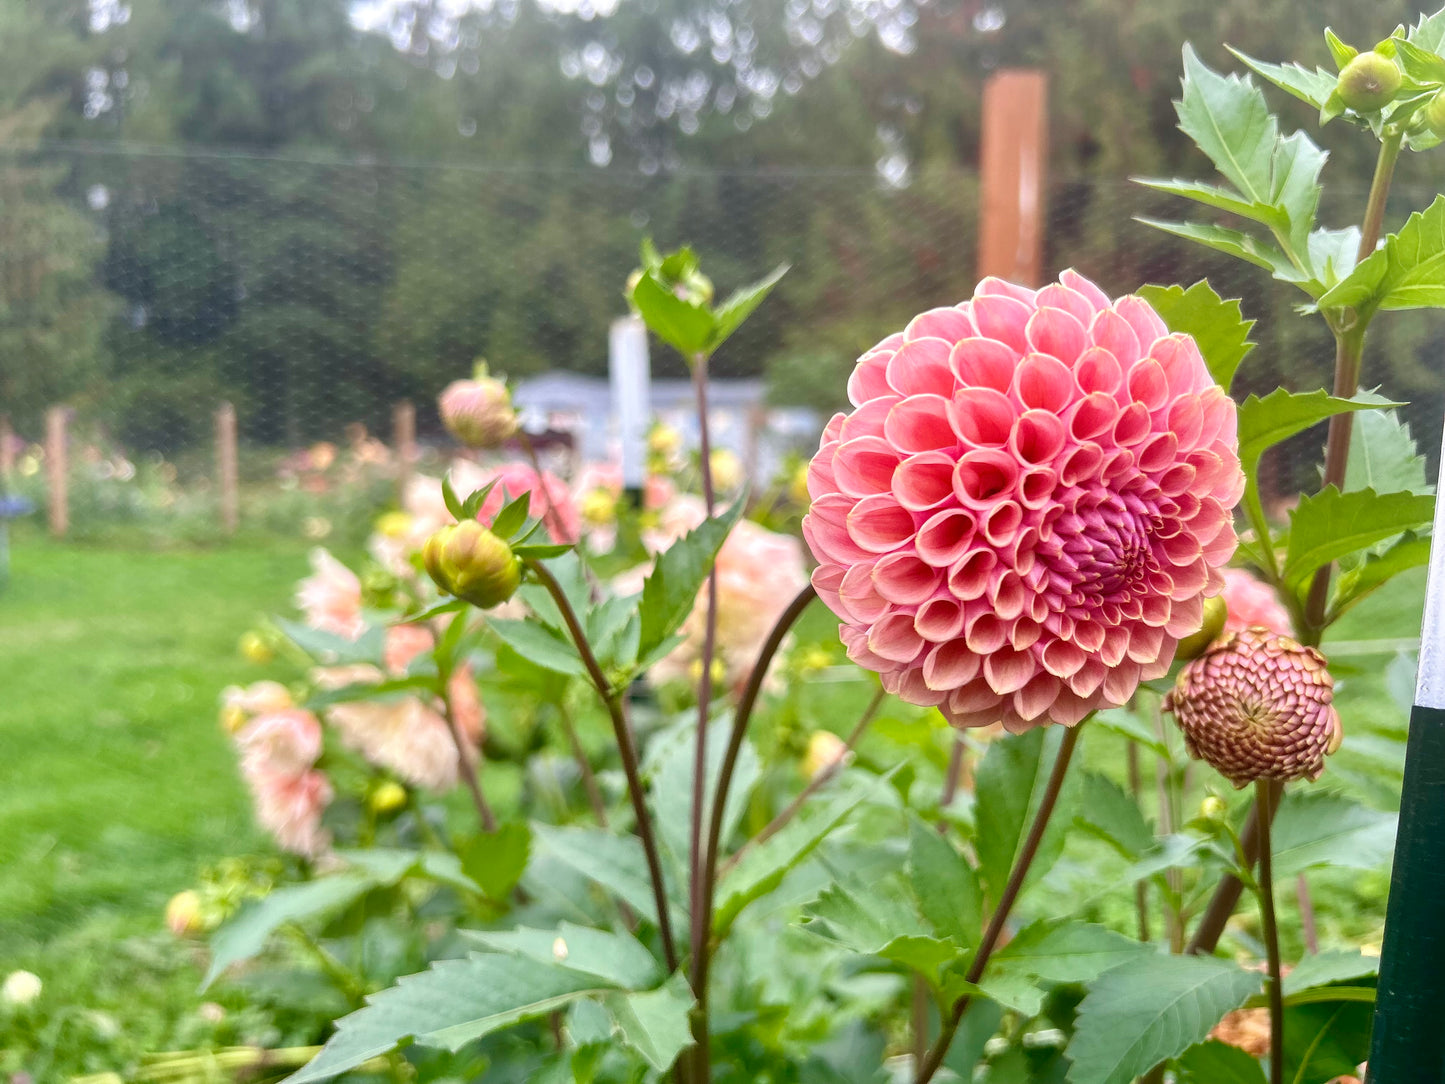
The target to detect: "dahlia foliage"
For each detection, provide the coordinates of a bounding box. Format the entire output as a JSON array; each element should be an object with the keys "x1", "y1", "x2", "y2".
[{"x1": 805, "y1": 272, "x2": 1244, "y2": 732}]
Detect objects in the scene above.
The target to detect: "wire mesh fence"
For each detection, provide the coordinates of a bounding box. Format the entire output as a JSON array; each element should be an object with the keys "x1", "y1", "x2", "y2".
[{"x1": 1, "y1": 141, "x2": 1441, "y2": 541}]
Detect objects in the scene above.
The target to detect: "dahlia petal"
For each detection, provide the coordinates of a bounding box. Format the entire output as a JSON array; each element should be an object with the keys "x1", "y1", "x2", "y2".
[
  {"x1": 1102, "y1": 661, "x2": 1141, "y2": 704},
  {"x1": 1068, "y1": 658, "x2": 1108, "y2": 697},
  {"x1": 1057, "y1": 442, "x2": 1104, "y2": 486},
  {"x1": 867, "y1": 611, "x2": 925, "y2": 663},
  {"x1": 1019, "y1": 466, "x2": 1058, "y2": 510},
  {"x1": 892, "y1": 667, "x2": 950, "y2": 706},
  {"x1": 982, "y1": 501, "x2": 1024, "y2": 547},
  {"x1": 949, "y1": 337, "x2": 1019, "y2": 392},
  {"x1": 1074, "y1": 344, "x2": 1127, "y2": 396},
  {"x1": 947, "y1": 680, "x2": 1003, "y2": 716},
  {"x1": 840, "y1": 395, "x2": 898, "y2": 442},
  {"x1": 975, "y1": 276, "x2": 1039, "y2": 305},
  {"x1": 906, "y1": 305, "x2": 976, "y2": 342},
  {"x1": 1012, "y1": 353, "x2": 1076, "y2": 415},
  {"x1": 1127, "y1": 623, "x2": 1165, "y2": 664},
  {"x1": 1166, "y1": 395, "x2": 1205, "y2": 451},
  {"x1": 1100, "y1": 625, "x2": 1130, "y2": 667},
  {"x1": 915, "y1": 596, "x2": 967, "y2": 642},
  {"x1": 840, "y1": 562, "x2": 891, "y2": 623},
  {"x1": 1150, "y1": 334, "x2": 1210, "y2": 396},
  {"x1": 846, "y1": 494, "x2": 917, "y2": 553},
  {"x1": 984, "y1": 648, "x2": 1035, "y2": 694},
  {"x1": 964, "y1": 610, "x2": 1009, "y2": 653},
  {"x1": 811, "y1": 564, "x2": 846, "y2": 615},
  {"x1": 1087, "y1": 310, "x2": 1141, "y2": 368},
  {"x1": 1014, "y1": 673, "x2": 1062, "y2": 720},
  {"x1": 1139, "y1": 431, "x2": 1180, "y2": 473},
  {"x1": 1067, "y1": 391, "x2": 1118, "y2": 442},
  {"x1": 848, "y1": 351, "x2": 895, "y2": 407},
  {"x1": 1035, "y1": 283, "x2": 1098, "y2": 325},
  {"x1": 971, "y1": 293, "x2": 1033, "y2": 352},
  {"x1": 1047, "y1": 689, "x2": 1098, "y2": 725},
  {"x1": 886, "y1": 338, "x2": 957, "y2": 397},
  {"x1": 1025, "y1": 306, "x2": 1088, "y2": 365},
  {"x1": 803, "y1": 508, "x2": 870, "y2": 566},
  {"x1": 894, "y1": 451, "x2": 958, "y2": 511},
  {"x1": 885, "y1": 394, "x2": 959, "y2": 454},
  {"x1": 923, "y1": 640, "x2": 981, "y2": 690},
  {"x1": 872, "y1": 552, "x2": 942, "y2": 605},
  {"x1": 949, "y1": 387, "x2": 1017, "y2": 447},
  {"x1": 1114, "y1": 295, "x2": 1168, "y2": 346},
  {"x1": 1112, "y1": 400, "x2": 1151, "y2": 447},
  {"x1": 842, "y1": 623, "x2": 898, "y2": 672},
  {"x1": 831, "y1": 436, "x2": 901, "y2": 497},
  {"x1": 1059, "y1": 269, "x2": 1111, "y2": 313},
  {"x1": 1042, "y1": 639, "x2": 1086, "y2": 677},
  {"x1": 807, "y1": 449, "x2": 839, "y2": 501},
  {"x1": 989, "y1": 569, "x2": 1027, "y2": 620},
  {"x1": 1011, "y1": 409, "x2": 1068, "y2": 465},
  {"x1": 1127, "y1": 359, "x2": 1171, "y2": 413},
  {"x1": 954, "y1": 448, "x2": 1020, "y2": 507},
  {"x1": 1009, "y1": 617, "x2": 1043, "y2": 650}
]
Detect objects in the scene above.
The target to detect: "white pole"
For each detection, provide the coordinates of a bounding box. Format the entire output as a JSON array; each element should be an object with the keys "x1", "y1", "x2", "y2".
[{"x1": 609, "y1": 315, "x2": 651, "y2": 496}]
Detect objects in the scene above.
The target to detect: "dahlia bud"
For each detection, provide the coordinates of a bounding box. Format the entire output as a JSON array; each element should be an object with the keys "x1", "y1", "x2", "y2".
[
  {"x1": 1163, "y1": 627, "x2": 1343, "y2": 788},
  {"x1": 1423, "y1": 88, "x2": 1445, "y2": 135},
  {"x1": 1, "y1": 970, "x2": 42, "y2": 1008},
  {"x1": 1199, "y1": 794, "x2": 1227, "y2": 822},
  {"x1": 238, "y1": 630, "x2": 274, "y2": 665},
  {"x1": 165, "y1": 890, "x2": 205, "y2": 937},
  {"x1": 1175, "y1": 595, "x2": 1229, "y2": 662},
  {"x1": 422, "y1": 520, "x2": 521, "y2": 609},
  {"x1": 369, "y1": 780, "x2": 408, "y2": 814},
  {"x1": 1337, "y1": 52, "x2": 1401, "y2": 113},
  {"x1": 438, "y1": 364, "x2": 518, "y2": 449}
]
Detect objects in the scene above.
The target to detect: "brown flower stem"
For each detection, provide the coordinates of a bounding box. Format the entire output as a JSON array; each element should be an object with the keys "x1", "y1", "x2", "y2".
[
  {"x1": 557, "y1": 702, "x2": 608, "y2": 826},
  {"x1": 517, "y1": 430, "x2": 571, "y2": 545},
  {"x1": 720, "y1": 686, "x2": 885, "y2": 876},
  {"x1": 1256, "y1": 781, "x2": 1285, "y2": 1084},
  {"x1": 1187, "y1": 781, "x2": 1284, "y2": 955},
  {"x1": 1304, "y1": 129, "x2": 1402, "y2": 633},
  {"x1": 1126, "y1": 741, "x2": 1151, "y2": 942},
  {"x1": 440, "y1": 680, "x2": 497, "y2": 833},
  {"x1": 1296, "y1": 873, "x2": 1319, "y2": 954},
  {"x1": 911, "y1": 978, "x2": 931, "y2": 1066},
  {"x1": 526, "y1": 558, "x2": 680, "y2": 972},
  {"x1": 688, "y1": 351, "x2": 721, "y2": 1083},
  {"x1": 938, "y1": 735, "x2": 968, "y2": 829},
  {"x1": 914, "y1": 723, "x2": 1086, "y2": 1084},
  {"x1": 1154, "y1": 706, "x2": 1184, "y2": 952}
]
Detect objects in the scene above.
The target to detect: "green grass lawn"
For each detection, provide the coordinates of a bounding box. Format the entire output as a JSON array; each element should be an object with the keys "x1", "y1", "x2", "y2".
[{"x1": 0, "y1": 531, "x2": 313, "y2": 952}]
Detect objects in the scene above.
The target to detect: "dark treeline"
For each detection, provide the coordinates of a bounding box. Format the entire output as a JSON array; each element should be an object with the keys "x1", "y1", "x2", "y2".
[{"x1": 1, "y1": 0, "x2": 1441, "y2": 464}]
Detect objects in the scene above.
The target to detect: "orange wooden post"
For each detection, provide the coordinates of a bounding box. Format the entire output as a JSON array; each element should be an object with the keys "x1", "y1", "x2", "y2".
[
  {"x1": 45, "y1": 406, "x2": 68, "y2": 538},
  {"x1": 216, "y1": 401, "x2": 239, "y2": 535},
  {"x1": 393, "y1": 399, "x2": 416, "y2": 500},
  {"x1": 977, "y1": 69, "x2": 1049, "y2": 286}
]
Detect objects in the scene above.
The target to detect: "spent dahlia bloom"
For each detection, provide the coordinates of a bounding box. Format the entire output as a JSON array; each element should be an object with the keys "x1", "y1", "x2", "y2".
[
  {"x1": 295, "y1": 548, "x2": 365, "y2": 640},
  {"x1": 1163, "y1": 627, "x2": 1342, "y2": 787},
  {"x1": 1221, "y1": 567, "x2": 1292, "y2": 636},
  {"x1": 803, "y1": 272, "x2": 1244, "y2": 732}
]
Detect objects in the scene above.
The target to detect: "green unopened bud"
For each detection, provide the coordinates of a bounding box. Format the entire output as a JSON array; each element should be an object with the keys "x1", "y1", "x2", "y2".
[
  {"x1": 423, "y1": 520, "x2": 521, "y2": 609},
  {"x1": 1175, "y1": 595, "x2": 1228, "y2": 662},
  {"x1": 1423, "y1": 88, "x2": 1445, "y2": 135},
  {"x1": 1337, "y1": 52, "x2": 1402, "y2": 112},
  {"x1": 369, "y1": 780, "x2": 408, "y2": 814},
  {"x1": 1200, "y1": 795, "x2": 1227, "y2": 822}
]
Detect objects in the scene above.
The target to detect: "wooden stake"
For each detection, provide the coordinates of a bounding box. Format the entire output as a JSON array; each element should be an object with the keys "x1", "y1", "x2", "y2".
[
  {"x1": 0, "y1": 415, "x2": 14, "y2": 483},
  {"x1": 393, "y1": 399, "x2": 416, "y2": 500},
  {"x1": 216, "y1": 401, "x2": 239, "y2": 535},
  {"x1": 977, "y1": 69, "x2": 1049, "y2": 286},
  {"x1": 45, "y1": 406, "x2": 67, "y2": 538}
]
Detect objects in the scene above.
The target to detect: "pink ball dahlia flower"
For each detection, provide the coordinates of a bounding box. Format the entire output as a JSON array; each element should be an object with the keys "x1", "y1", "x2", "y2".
[
  {"x1": 1220, "y1": 567, "x2": 1292, "y2": 636},
  {"x1": 803, "y1": 272, "x2": 1244, "y2": 732}
]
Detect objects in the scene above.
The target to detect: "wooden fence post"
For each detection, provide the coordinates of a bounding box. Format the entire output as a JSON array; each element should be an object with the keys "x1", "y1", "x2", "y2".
[
  {"x1": 393, "y1": 399, "x2": 416, "y2": 500},
  {"x1": 216, "y1": 401, "x2": 239, "y2": 535},
  {"x1": 45, "y1": 406, "x2": 68, "y2": 538},
  {"x1": 0, "y1": 415, "x2": 13, "y2": 483},
  {"x1": 977, "y1": 69, "x2": 1049, "y2": 286}
]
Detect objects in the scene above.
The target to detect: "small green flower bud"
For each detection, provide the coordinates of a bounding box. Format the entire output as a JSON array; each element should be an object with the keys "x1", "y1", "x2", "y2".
[
  {"x1": 1337, "y1": 52, "x2": 1402, "y2": 113},
  {"x1": 369, "y1": 780, "x2": 408, "y2": 814},
  {"x1": 1200, "y1": 795, "x2": 1227, "y2": 822},
  {"x1": 1424, "y1": 88, "x2": 1445, "y2": 134},
  {"x1": 423, "y1": 520, "x2": 521, "y2": 609},
  {"x1": 1175, "y1": 595, "x2": 1229, "y2": 662}
]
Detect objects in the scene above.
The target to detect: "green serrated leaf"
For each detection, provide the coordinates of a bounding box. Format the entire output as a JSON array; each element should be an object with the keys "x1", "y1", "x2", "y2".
[
  {"x1": 1177, "y1": 44, "x2": 1279, "y2": 204},
  {"x1": 274, "y1": 617, "x2": 384, "y2": 666},
  {"x1": 606, "y1": 973, "x2": 695, "y2": 1072},
  {"x1": 1394, "y1": 38, "x2": 1445, "y2": 82},
  {"x1": 649, "y1": 717, "x2": 760, "y2": 878},
  {"x1": 707, "y1": 263, "x2": 788, "y2": 352},
  {"x1": 987, "y1": 920, "x2": 1151, "y2": 985},
  {"x1": 1137, "y1": 281, "x2": 1255, "y2": 390},
  {"x1": 488, "y1": 619, "x2": 587, "y2": 678},
  {"x1": 1227, "y1": 46, "x2": 1341, "y2": 111},
  {"x1": 1283, "y1": 950, "x2": 1380, "y2": 996},
  {"x1": 1306, "y1": 226, "x2": 1361, "y2": 289},
  {"x1": 630, "y1": 271, "x2": 715, "y2": 357},
  {"x1": 1283, "y1": 487, "x2": 1435, "y2": 590},
  {"x1": 1269, "y1": 790, "x2": 1396, "y2": 878},
  {"x1": 457, "y1": 821, "x2": 531, "y2": 901},
  {"x1": 1064, "y1": 955, "x2": 1262, "y2": 1084},
  {"x1": 532, "y1": 823, "x2": 685, "y2": 931},
  {"x1": 1408, "y1": 8, "x2": 1445, "y2": 53},
  {"x1": 1135, "y1": 218, "x2": 1291, "y2": 276},
  {"x1": 513, "y1": 542, "x2": 573, "y2": 559},
  {"x1": 284, "y1": 954, "x2": 606, "y2": 1082},
  {"x1": 1134, "y1": 178, "x2": 1283, "y2": 229},
  {"x1": 1331, "y1": 532, "x2": 1433, "y2": 619},
  {"x1": 442, "y1": 473, "x2": 465, "y2": 520},
  {"x1": 204, "y1": 872, "x2": 379, "y2": 988},
  {"x1": 1282, "y1": 996, "x2": 1375, "y2": 1084},
  {"x1": 800, "y1": 874, "x2": 938, "y2": 961},
  {"x1": 1074, "y1": 772, "x2": 1156, "y2": 860},
  {"x1": 974, "y1": 728, "x2": 1079, "y2": 905},
  {"x1": 1174, "y1": 1039, "x2": 1268, "y2": 1084},
  {"x1": 465, "y1": 924, "x2": 661, "y2": 989},
  {"x1": 405, "y1": 598, "x2": 469, "y2": 623},
  {"x1": 636, "y1": 499, "x2": 745, "y2": 667},
  {"x1": 1345, "y1": 405, "x2": 1431, "y2": 496},
  {"x1": 490, "y1": 492, "x2": 531, "y2": 539},
  {"x1": 460, "y1": 479, "x2": 499, "y2": 521},
  {"x1": 907, "y1": 817, "x2": 983, "y2": 946},
  {"x1": 1318, "y1": 195, "x2": 1445, "y2": 314}
]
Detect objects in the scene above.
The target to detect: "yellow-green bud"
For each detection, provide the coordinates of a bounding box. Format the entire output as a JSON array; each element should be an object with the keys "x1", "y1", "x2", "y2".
[
  {"x1": 1337, "y1": 52, "x2": 1402, "y2": 112},
  {"x1": 1424, "y1": 88, "x2": 1445, "y2": 134},
  {"x1": 438, "y1": 364, "x2": 518, "y2": 449},
  {"x1": 165, "y1": 890, "x2": 205, "y2": 937},
  {"x1": 369, "y1": 780, "x2": 408, "y2": 814},
  {"x1": 1200, "y1": 795, "x2": 1227, "y2": 822},
  {"x1": 423, "y1": 520, "x2": 521, "y2": 609},
  {"x1": 1175, "y1": 594, "x2": 1228, "y2": 662},
  {"x1": 238, "y1": 630, "x2": 273, "y2": 664}
]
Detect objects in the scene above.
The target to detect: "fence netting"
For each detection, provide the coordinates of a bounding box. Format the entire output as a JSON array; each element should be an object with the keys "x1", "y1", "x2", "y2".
[{"x1": 1, "y1": 142, "x2": 1441, "y2": 537}]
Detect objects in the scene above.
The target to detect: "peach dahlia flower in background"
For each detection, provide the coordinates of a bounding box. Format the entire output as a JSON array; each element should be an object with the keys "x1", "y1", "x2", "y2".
[
  {"x1": 803, "y1": 271, "x2": 1244, "y2": 732},
  {"x1": 1220, "y1": 567, "x2": 1292, "y2": 636},
  {"x1": 295, "y1": 548, "x2": 365, "y2": 640}
]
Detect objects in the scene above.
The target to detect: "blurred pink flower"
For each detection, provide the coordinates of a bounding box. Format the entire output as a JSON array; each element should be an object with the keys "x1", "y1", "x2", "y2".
[
  {"x1": 220, "y1": 680, "x2": 294, "y2": 733},
  {"x1": 475, "y1": 462, "x2": 580, "y2": 544},
  {"x1": 295, "y1": 548, "x2": 365, "y2": 640},
  {"x1": 236, "y1": 708, "x2": 323, "y2": 776},
  {"x1": 803, "y1": 272, "x2": 1243, "y2": 733},
  {"x1": 249, "y1": 768, "x2": 333, "y2": 857},
  {"x1": 1221, "y1": 568, "x2": 1292, "y2": 636}
]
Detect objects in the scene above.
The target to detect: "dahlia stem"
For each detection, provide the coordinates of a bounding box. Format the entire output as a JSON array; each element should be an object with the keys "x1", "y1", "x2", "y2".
[
  {"x1": 689, "y1": 350, "x2": 721, "y2": 1083},
  {"x1": 1126, "y1": 741, "x2": 1151, "y2": 942},
  {"x1": 1154, "y1": 705, "x2": 1184, "y2": 952},
  {"x1": 1187, "y1": 781, "x2": 1283, "y2": 955},
  {"x1": 526, "y1": 558, "x2": 679, "y2": 971},
  {"x1": 439, "y1": 680, "x2": 496, "y2": 833},
  {"x1": 517, "y1": 430, "x2": 571, "y2": 545},
  {"x1": 1304, "y1": 128, "x2": 1402, "y2": 633},
  {"x1": 939, "y1": 735, "x2": 968, "y2": 827},
  {"x1": 914, "y1": 723, "x2": 1086, "y2": 1084},
  {"x1": 720, "y1": 685, "x2": 885, "y2": 876},
  {"x1": 1256, "y1": 781, "x2": 1285, "y2": 1084}
]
